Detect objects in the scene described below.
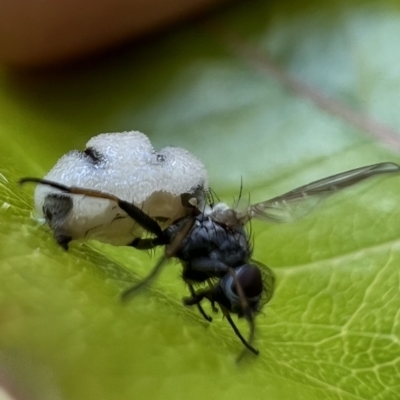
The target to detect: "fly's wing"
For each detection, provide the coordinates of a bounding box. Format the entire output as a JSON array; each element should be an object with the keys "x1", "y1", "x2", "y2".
[
  {"x1": 241, "y1": 162, "x2": 400, "y2": 223},
  {"x1": 251, "y1": 259, "x2": 275, "y2": 307}
]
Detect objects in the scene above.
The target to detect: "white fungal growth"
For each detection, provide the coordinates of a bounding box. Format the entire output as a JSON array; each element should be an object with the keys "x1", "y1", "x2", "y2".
[{"x1": 34, "y1": 131, "x2": 208, "y2": 246}]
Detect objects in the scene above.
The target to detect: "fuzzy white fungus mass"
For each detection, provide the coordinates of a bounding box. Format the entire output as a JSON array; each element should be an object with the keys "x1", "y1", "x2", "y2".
[{"x1": 34, "y1": 131, "x2": 208, "y2": 247}]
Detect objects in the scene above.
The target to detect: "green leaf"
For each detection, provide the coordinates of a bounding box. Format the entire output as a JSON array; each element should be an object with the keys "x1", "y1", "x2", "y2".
[{"x1": 1, "y1": 0, "x2": 400, "y2": 399}]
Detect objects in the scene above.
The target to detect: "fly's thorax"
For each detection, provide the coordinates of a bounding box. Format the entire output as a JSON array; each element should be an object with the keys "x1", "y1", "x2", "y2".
[
  {"x1": 174, "y1": 213, "x2": 251, "y2": 269},
  {"x1": 210, "y1": 203, "x2": 242, "y2": 226}
]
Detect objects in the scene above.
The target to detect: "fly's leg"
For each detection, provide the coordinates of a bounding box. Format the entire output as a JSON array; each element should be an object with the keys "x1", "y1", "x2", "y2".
[
  {"x1": 207, "y1": 279, "x2": 219, "y2": 313},
  {"x1": 183, "y1": 277, "x2": 259, "y2": 360},
  {"x1": 184, "y1": 258, "x2": 229, "y2": 314},
  {"x1": 187, "y1": 263, "x2": 260, "y2": 360},
  {"x1": 129, "y1": 237, "x2": 163, "y2": 250},
  {"x1": 187, "y1": 283, "x2": 212, "y2": 322},
  {"x1": 121, "y1": 218, "x2": 195, "y2": 300},
  {"x1": 220, "y1": 305, "x2": 259, "y2": 358},
  {"x1": 183, "y1": 285, "x2": 217, "y2": 318},
  {"x1": 55, "y1": 234, "x2": 72, "y2": 250},
  {"x1": 183, "y1": 287, "x2": 212, "y2": 306}
]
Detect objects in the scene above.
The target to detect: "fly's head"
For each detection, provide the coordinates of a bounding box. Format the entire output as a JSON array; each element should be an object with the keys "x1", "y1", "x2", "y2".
[{"x1": 220, "y1": 264, "x2": 265, "y2": 317}]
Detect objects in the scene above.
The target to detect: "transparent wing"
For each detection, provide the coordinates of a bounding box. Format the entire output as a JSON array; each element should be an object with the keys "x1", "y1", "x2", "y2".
[
  {"x1": 251, "y1": 259, "x2": 275, "y2": 306},
  {"x1": 243, "y1": 162, "x2": 400, "y2": 223}
]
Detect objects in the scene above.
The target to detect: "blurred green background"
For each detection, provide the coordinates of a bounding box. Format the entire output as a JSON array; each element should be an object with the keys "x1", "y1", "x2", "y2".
[{"x1": 0, "y1": 0, "x2": 400, "y2": 399}]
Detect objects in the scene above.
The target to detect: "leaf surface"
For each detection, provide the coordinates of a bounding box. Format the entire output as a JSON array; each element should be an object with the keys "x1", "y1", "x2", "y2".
[{"x1": 0, "y1": 1, "x2": 400, "y2": 399}]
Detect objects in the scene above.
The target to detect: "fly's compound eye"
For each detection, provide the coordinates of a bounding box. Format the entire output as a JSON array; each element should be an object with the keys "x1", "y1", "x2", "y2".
[{"x1": 222, "y1": 265, "x2": 263, "y2": 315}]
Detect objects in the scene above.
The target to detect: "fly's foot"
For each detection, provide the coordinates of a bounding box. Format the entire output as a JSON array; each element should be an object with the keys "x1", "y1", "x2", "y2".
[
  {"x1": 182, "y1": 296, "x2": 212, "y2": 322},
  {"x1": 210, "y1": 302, "x2": 219, "y2": 313}
]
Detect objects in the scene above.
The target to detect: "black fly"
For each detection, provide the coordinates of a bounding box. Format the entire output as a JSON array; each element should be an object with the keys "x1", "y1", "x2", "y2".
[{"x1": 20, "y1": 161, "x2": 400, "y2": 360}]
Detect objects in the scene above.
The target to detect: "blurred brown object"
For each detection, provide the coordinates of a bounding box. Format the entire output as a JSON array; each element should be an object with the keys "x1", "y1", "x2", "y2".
[{"x1": 0, "y1": 0, "x2": 230, "y2": 67}]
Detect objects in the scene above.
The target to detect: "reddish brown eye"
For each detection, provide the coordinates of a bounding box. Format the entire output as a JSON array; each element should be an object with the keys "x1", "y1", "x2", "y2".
[{"x1": 232, "y1": 265, "x2": 263, "y2": 299}]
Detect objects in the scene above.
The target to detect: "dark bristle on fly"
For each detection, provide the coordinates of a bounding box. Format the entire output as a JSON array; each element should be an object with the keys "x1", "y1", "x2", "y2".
[
  {"x1": 235, "y1": 177, "x2": 244, "y2": 209},
  {"x1": 207, "y1": 187, "x2": 220, "y2": 206}
]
